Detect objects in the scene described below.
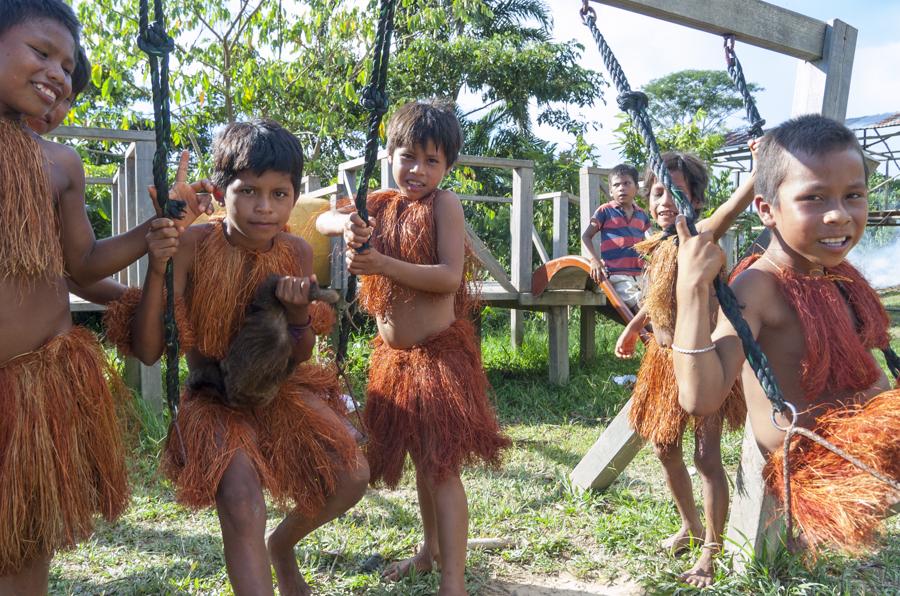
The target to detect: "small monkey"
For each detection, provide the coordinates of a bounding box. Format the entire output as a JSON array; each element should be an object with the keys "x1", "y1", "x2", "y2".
[{"x1": 189, "y1": 274, "x2": 339, "y2": 409}]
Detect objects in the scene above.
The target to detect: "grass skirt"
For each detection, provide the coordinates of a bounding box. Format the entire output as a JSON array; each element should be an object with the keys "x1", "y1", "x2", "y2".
[
  {"x1": 161, "y1": 363, "x2": 358, "y2": 516},
  {"x1": 765, "y1": 388, "x2": 900, "y2": 553},
  {"x1": 364, "y1": 319, "x2": 509, "y2": 488},
  {"x1": 0, "y1": 327, "x2": 128, "y2": 574},
  {"x1": 629, "y1": 337, "x2": 745, "y2": 446}
]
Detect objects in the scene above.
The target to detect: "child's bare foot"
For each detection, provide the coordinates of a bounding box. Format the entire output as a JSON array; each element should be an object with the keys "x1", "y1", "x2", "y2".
[
  {"x1": 268, "y1": 541, "x2": 312, "y2": 596},
  {"x1": 382, "y1": 547, "x2": 437, "y2": 582},
  {"x1": 660, "y1": 525, "x2": 704, "y2": 555},
  {"x1": 679, "y1": 545, "x2": 717, "y2": 588}
]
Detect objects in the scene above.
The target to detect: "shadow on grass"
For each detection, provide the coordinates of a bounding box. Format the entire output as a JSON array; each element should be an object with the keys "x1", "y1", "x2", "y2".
[{"x1": 50, "y1": 561, "x2": 213, "y2": 595}]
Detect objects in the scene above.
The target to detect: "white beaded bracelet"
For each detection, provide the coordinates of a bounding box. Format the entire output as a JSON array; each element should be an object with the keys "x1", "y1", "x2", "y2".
[{"x1": 670, "y1": 344, "x2": 716, "y2": 354}]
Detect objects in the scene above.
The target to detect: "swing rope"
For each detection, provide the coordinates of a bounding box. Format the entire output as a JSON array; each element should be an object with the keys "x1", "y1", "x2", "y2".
[
  {"x1": 579, "y1": 2, "x2": 787, "y2": 416},
  {"x1": 138, "y1": 0, "x2": 186, "y2": 451},
  {"x1": 336, "y1": 0, "x2": 396, "y2": 365},
  {"x1": 723, "y1": 34, "x2": 766, "y2": 140}
]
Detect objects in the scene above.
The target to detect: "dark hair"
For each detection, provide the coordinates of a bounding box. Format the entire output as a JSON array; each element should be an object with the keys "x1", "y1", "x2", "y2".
[
  {"x1": 643, "y1": 152, "x2": 709, "y2": 206},
  {"x1": 211, "y1": 119, "x2": 304, "y2": 198},
  {"x1": 755, "y1": 114, "x2": 866, "y2": 205},
  {"x1": 70, "y1": 45, "x2": 90, "y2": 102},
  {"x1": 387, "y1": 100, "x2": 463, "y2": 167},
  {"x1": 609, "y1": 163, "x2": 639, "y2": 186},
  {"x1": 0, "y1": 0, "x2": 80, "y2": 44}
]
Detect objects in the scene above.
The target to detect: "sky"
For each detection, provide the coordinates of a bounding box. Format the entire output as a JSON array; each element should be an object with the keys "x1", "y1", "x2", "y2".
[{"x1": 511, "y1": 0, "x2": 900, "y2": 166}]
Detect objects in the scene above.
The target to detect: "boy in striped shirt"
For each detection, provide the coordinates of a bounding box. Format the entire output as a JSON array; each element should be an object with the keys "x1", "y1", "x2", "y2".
[{"x1": 581, "y1": 163, "x2": 651, "y2": 309}]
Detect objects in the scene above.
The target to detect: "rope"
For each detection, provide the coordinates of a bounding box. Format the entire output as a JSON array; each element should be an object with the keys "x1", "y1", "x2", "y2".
[
  {"x1": 883, "y1": 346, "x2": 900, "y2": 383},
  {"x1": 579, "y1": 2, "x2": 788, "y2": 414},
  {"x1": 723, "y1": 35, "x2": 766, "y2": 140},
  {"x1": 337, "y1": 0, "x2": 396, "y2": 364},
  {"x1": 138, "y1": 0, "x2": 186, "y2": 453}
]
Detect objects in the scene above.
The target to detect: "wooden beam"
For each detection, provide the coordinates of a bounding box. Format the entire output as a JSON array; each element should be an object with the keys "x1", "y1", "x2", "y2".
[
  {"x1": 465, "y1": 223, "x2": 516, "y2": 293},
  {"x1": 579, "y1": 167, "x2": 603, "y2": 259},
  {"x1": 532, "y1": 226, "x2": 550, "y2": 265},
  {"x1": 458, "y1": 194, "x2": 512, "y2": 204},
  {"x1": 588, "y1": 0, "x2": 827, "y2": 62},
  {"x1": 571, "y1": 398, "x2": 645, "y2": 492},
  {"x1": 340, "y1": 151, "x2": 532, "y2": 172},
  {"x1": 552, "y1": 193, "x2": 570, "y2": 260},
  {"x1": 548, "y1": 306, "x2": 569, "y2": 385},
  {"x1": 510, "y1": 166, "x2": 534, "y2": 349},
  {"x1": 791, "y1": 19, "x2": 857, "y2": 121},
  {"x1": 52, "y1": 125, "x2": 157, "y2": 142}
]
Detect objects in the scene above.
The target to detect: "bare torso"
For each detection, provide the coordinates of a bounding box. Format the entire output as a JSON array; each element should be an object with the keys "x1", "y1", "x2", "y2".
[
  {"x1": 0, "y1": 276, "x2": 71, "y2": 363},
  {"x1": 376, "y1": 291, "x2": 456, "y2": 349}
]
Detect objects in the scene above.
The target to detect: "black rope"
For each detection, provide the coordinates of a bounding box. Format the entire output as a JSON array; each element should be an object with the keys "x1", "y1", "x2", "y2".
[
  {"x1": 337, "y1": 0, "x2": 396, "y2": 365},
  {"x1": 138, "y1": 0, "x2": 186, "y2": 442},
  {"x1": 723, "y1": 35, "x2": 766, "y2": 140},
  {"x1": 883, "y1": 346, "x2": 900, "y2": 382},
  {"x1": 580, "y1": 3, "x2": 788, "y2": 414}
]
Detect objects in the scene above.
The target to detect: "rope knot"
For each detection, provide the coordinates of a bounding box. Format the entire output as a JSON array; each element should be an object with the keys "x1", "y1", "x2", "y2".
[
  {"x1": 138, "y1": 23, "x2": 174, "y2": 57},
  {"x1": 360, "y1": 85, "x2": 388, "y2": 115},
  {"x1": 616, "y1": 91, "x2": 648, "y2": 113}
]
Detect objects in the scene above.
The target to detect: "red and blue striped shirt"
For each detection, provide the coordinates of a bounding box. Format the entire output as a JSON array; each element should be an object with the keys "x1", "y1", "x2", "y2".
[{"x1": 591, "y1": 201, "x2": 651, "y2": 275}]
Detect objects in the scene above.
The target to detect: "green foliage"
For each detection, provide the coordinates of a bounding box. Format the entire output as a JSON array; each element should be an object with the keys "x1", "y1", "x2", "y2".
[{"x1": 643, "y1": 69, "x2": 762, "y2": 135}]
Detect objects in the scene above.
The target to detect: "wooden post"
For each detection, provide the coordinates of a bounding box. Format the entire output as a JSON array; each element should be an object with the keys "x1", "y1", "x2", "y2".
[
  {"x1": 113, "y1": 167, "x2": 127, "y2": 285},
  {"x1": 725, "y1": 422, "x2": 784, "y2": 570},
  {"x1": 579, "y1": 167, "x2": 603, "y2": 364},
  {"x1": 580, "y1": 306, "x2": 597, "y2": 365},
  {"x1": 380, "y1": 154, "x2": 396, "y2": 189},
  {"x1": 570, "y1": 398, "x2": 645, "y2": 491},
  {"x1": 548, "y1": 306, "x2": 569, "y2": 385},
  {"x1": 510, "y1": 165, "x2": 534, "y2": 349},
  {"x1": 791, "y1": 19, "x2": 857, "y2": 121},
  {"x1": 302, "y1": 175, "x2": 321, "y2": 193},
  {"x1": 552, "y1": 193, "x2": 570, "y2": 260}
]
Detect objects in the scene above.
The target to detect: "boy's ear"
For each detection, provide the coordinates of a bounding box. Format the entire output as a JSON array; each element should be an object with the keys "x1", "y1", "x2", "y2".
[{"x1": 755, "y1": 195, "x2": 777, "y2": 227}]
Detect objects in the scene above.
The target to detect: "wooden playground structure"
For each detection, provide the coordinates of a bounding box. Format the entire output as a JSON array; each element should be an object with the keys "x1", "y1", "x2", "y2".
[{"x1": 61, "y1": 0, "x2": 896, "y2": 575}]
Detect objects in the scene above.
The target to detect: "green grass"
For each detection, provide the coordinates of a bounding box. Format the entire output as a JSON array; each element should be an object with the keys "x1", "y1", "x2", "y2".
[{"x1": 49, "y1": 308, "x2": 899, "y2": 594}]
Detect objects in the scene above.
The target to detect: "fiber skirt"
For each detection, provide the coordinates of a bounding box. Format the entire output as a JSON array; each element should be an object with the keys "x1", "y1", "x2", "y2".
[
  {"x1": 629, "y1": 337, "x2": 745, "y2": 446},
  {"x1": 162, "y1": 362, "x2": 358, "y2": 517},
  {"x1": 0, "y1": 327, "x2": 129, "y2": 574},
  {"x1": 364, "y1": 319, "x2": 509, "y2": 488}
]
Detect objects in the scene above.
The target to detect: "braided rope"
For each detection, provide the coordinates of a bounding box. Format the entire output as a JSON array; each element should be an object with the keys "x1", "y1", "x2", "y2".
[
  {"x1": 337, "y1": 0, "x2": 396, "y2": 364},
  {"x1": 723, "y1": 35, "x2": 766, "y2": 140},
  {"x1": 580, "y1": 4, "x2": 788, "y2": 413},
  {"x1": 138, "y1": 0, "x2": 186, "y2": 443}
]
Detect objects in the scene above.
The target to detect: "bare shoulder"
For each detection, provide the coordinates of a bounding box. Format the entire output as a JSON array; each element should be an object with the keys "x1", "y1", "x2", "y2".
[
  {"x1": 281, "y1": 232, "x2": 313, "y2": 267},
  {"x1": 729, "y1": 263, "x2": 785, "y2": 327},
  {"x1": 433, "y1": 189, "x2": 463, "y2": 211},
  {"x1": 39, "y1": 137, "x2": 83, "y2": 194}
]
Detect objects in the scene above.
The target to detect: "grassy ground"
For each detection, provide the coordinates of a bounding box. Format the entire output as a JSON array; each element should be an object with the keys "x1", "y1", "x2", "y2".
[{"x1": 51, "y1": 307, "x2": 899, "y2": 595}]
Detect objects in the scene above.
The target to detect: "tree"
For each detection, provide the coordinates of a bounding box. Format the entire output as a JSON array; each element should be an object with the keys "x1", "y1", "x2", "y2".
[{"x1": 643, "y1": 69, "x2": 762, "y2": 135}]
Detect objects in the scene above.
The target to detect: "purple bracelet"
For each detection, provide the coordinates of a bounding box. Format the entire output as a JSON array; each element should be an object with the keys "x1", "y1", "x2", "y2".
[{"x1": 287, "y1": 316, "x2": 312, "y2": 342}]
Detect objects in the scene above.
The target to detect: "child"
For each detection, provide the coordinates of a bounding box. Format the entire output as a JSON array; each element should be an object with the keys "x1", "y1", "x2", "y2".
[
  {"x1": 581, "y1": 163, "x2": 651, "y2": 310},
  {"x1": 24, "y1": 44, "x2": 130, "y2": 306},
  {"x1": 317, "y1": 100, "x2": 509, "y2": 595},
  {"x1": 672, "y1": 115, "x2": 897, "y2": 553},
  {"x1": 106, "y1": 119, "x2": 369, "y2": 596},
  {"x1": 615, "y1": 150, "x2": 757, "y2": 587},
  {"x1": 0, "y1": 2, "x2": 207, "y2": 591}
]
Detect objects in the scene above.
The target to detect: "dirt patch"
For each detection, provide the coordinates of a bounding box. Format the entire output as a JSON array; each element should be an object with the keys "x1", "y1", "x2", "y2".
[{"x1": 481, "y1": 572, "x2": 643, "y2": 596}]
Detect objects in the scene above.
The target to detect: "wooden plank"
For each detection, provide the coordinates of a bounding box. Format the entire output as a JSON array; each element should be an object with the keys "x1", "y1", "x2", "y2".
[
  {"x1": 552, "y1": 194, "x2": 570, "y2": 259},
  {"x1": 791, "y1": 19, "x2": 857, "y2": 121},
  {"x1": 570, "y1": 398, "x2": 645, "y2": 492},
  {"x1": 536, "y1": 191, "x2": 579, "y2": 205},
  {"x1": 458, "y1": 194, "x2": 512, "y2": 204},
  {"x1": 519, "y1": 291, "x2": 606, "y2": 307},
  {"x1": 380, "y1": 155, "x2": 396, "y2": 188},
  {"x1": 68, "y1": 294, "x2": 105, "y2": 312},
  {"x1": 465, "y1": 223, "x2": 516, "y2": 293},
  {"x1": 588, "y1": 0, "x2": 827, "y2": 62},
  {"x1": 340, "y1": 151, "x2": 532, "y2": 172},
  {"x1": 548, "y1": 306, "x2": 569, "y2": 385},
  {"x1": 85, "y1": 176, "x2": 114, "y2": 186},
  {"x1": 532, "y1": 226, "x2": 550, "y2": 265},
  {"x1": 579, "y1": 167, "x2": 603, "y2": 259},
  {"x1": 510, "y1": 167, "x2": 534, "y2": 349},
  {"x1": 303, "y1": 184, "x2": 346, "y2": 200},
  {"x1": 580, "y1": 306, "x2": 597, "y2": 364},
  {"x1": 52, "y1": 125, "x2": 157, "y2": 142},
  {"x1": 725, "y1": 421, "x2": 784, "y2": 571}
]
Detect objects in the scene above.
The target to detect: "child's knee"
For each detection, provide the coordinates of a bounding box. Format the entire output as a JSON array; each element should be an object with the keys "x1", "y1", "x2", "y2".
[
  {"x1": 693, "y1": 443, "x2": 723, "y2": 475},
  {"x1": 653, "y1": 441, "x2": 681, "y2": 462},
  {"x1": 216, "y1": 477, "x2": 266, "y2": 529},
  {"x1": 348, "y1": 454, "x2": 370, "y2": 496}
]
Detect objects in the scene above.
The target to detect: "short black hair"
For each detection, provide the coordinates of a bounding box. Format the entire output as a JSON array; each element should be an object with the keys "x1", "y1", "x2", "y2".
[
  {"x1": 0, "y1": 0, "x2": 80, "y2": 44},
  {"x1": 211, "y1": 119, "x2": 304, "y2": 198},
  {"x1": 387, "y1": 100, "x2": 463, "y2": 167},
  {"x1": 70, "y1": 45, "x2": 90, "y2": 102},
  {"x1": 755, "y1": 114, "x2": 866, "y2": 206},
  {"x1": 609, "y1": 163, "x2": 639, "y2": 186},
  {"x1": 643, "y1": 152, "x2": 709, "y2": 206}
]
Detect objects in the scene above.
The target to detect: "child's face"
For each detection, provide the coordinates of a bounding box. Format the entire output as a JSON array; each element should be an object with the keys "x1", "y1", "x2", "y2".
[
  {"x1": 0, "y1": 19, "x2": 75, "y2": 120},
  {"x1": 648, "y1": 169, "x2": 700, "y2": 228},
  {"x1": 25, "y1": 94, "x2": 74, "y2": 134},
  {"x1": 389, "y1": 141, "x2": 450, "y2": 201},
  {"x1": 223, "y1": 169, "x2": 296, "y2": 250},
  {"x1": 608, "y1": 174, "x2": 637, "y2": 208},
  {"x1": 757, "y1": 147, "x2": 868, "y2": 271}
]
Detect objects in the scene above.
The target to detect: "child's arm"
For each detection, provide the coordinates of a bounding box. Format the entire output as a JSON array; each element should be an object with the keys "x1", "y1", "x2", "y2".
[
  {"x1": 130, "y1": 219, "x2": 192, "y2": 365},
  {"x1": 346, "y1": 191, "x2": 464, "y2": 294},
  {"x1": 615, "y1": 305, "x2": 648, "y2": 358},
  {"x1": 56, "y1": 148, "x2": 212, "y2": 286},
  {"x1": 672, "y1": 216, "x2": 761, "y2": 415},
  {"x1": 67, "y1": 276, "x2": 128, "y2": 305},
  {"x1": 277, "y1": 238, "x2": 317, "y2": 364},
  {"x1": 581, "y1": 219, "x2": 607, "y2": 282},
  {"x1": 695, "y1": 139, "x2": 760, "y2": 240}
]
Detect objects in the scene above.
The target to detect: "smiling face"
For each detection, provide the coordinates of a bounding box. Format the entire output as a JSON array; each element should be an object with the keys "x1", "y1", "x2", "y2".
[
  {"x1": 0, "y1": 18, "x2": 75, "y2": 120},
  {"x1": 757, "y1": 147, "x2": 868, "y2": 272},
  {"x1": 648, "y1": 170, "x2": 700, "y2": 228},
  {"x1": 223, "y1": 169, "x2": 296, "y2": 251},
  {"x1": 25, "y1": 92, "x2": 73, "y2": 134},
  {"x1": 389, "y1": 141, "x2": 450, "y2": 201}
]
